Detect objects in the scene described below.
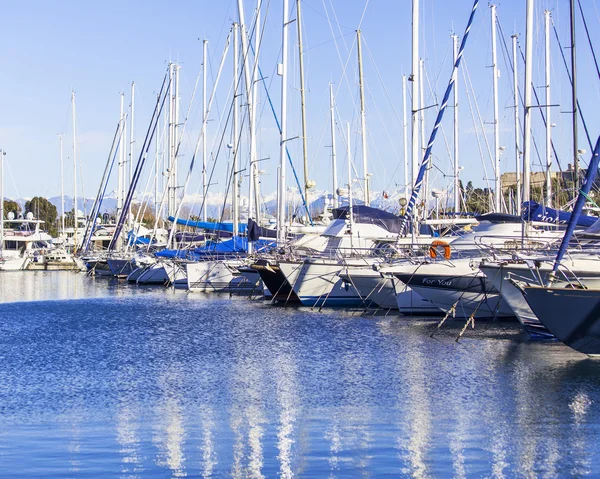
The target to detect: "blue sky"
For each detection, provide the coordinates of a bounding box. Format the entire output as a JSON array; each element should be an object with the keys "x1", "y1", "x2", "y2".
[{"x1": 1, "y1": 0, "x2": 598, "y2": 207}]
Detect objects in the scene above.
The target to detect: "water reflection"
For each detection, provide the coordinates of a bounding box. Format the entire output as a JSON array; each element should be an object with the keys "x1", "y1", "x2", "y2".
[
  {"x1": 228, "y1": 308, "x2": 267, "y2": 479},
  {"x1": 0, "y1": 270, "x2": 142, "y2": 304},
  {"x1": 376, "y1": 318, "x2": 600, "y2": 477},
  {"x1": 274, "y1": 350, "x2": 298, "y2": 479},
  {"x1": 199, "y1": 405, "x2": 217, "y2": 478},
  {"x1": 153, "y1": 374, "x2": 186, "y2": 477},
  {"x1": 0, "y1": 274, "x2": 598, "y2": 477},
  {"x1": 116, "y1": 404, "x2": 142, "y2": 479},
  {"x1": 67, "y1": 424, "x2": 82, "y2": 475}
]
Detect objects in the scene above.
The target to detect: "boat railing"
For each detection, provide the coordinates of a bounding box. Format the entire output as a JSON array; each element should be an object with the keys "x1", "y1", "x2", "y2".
[{"x1": 472, "y1": 235, "x2": 559, "y2": 254}]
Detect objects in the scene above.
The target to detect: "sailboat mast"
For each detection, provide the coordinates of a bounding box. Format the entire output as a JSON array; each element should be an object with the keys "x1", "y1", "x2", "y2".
[
  {"x1": 251, "y1": 0, "x2": 262, "y2": 225},
  {"x1": 202, "y1": 40, "x2": 208, "y2": 222},
  {"x1": 544, "y1": 10, "x2": 552, "y2": 207},
  {"x1": 347, "y1": 122, "x2": 354, "y2": 253},
  {"x1": 411, "y1": 0, "x2": 420, "y2": 195},
  {"x1": 357, "y1": 29, "x2": 369, "y2": 206},
  {"x1": 491, "y1": 4, "x2": 501, "y2": 212},
  {"x1": 512, "y1": 34, "x2": 522, "y2": 214},
  {"x1": 419, "y1": 58, "x2": 427, "y2": 215},
  {"x1": 173, "y1": 65, "x2": 180, "y2": 219},
  {"x1": 237, "y1": 0, "x2": 256, "y2": 227},
  {"x1": 397, "y1": 0, "x2": 480, "y2": 237},
  {"x1": 71, "y1": 91, "x2": 79, "y2": 252},
  {"x1": 277, "y1": 0, "x2": 290, "y2": 245},
  {"x1": 522, "y1": 0, "x2": 534, "y2": 207},
  {"x1": 233, "y1": 23, "x2": 240, "y2": 239},
  {"x1": 155, "y1": 111, "x2": 161, "y2": 221},
  {"x1": 129, "y1": 82, "x2": 135, "y2": 229},
  {"x1": 570, "y1": 0, "x2": 579, "y2": 191},
  {"x1": 329, "y1": 82, "x2": 338, "y2": 208},
  {"x1": 402, "y1": 74, "x2": 408, "y2": 197},
  {"x1": 297, "y1": 0, "x2": 310, "y2": 208},
  {"x1": 167, "y1": 63, "x2": 174, "y2": 217},
  {"x1": 117, "y1": 93, "x2": 125, "y2": 231},
  {"x1": 121, "y1": 93, "x2": 127, "y2": 221},
  {"x1": 452, "y1": 35, "x2": 460, "y2": 212},
  {"x1": 59, "y1": 135, "x2": 65, "y2": 234}
]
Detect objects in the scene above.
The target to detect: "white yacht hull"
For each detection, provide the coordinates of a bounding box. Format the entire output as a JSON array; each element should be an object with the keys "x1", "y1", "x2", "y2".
[
  {"x1": 0, "y1": 255, "x2": 30, "y2": 271},
  {"x1": 339, "y1": 268, "x2": 397, "y2": 309},
  {"x1": 523, "y1": 286, "x2": 600, "y2": 356},
  {"x1": 278, "y1": 259, "x2": 367, "y2": 307},
  {"x1": 136, "y1": 262, "x2": 171, "y2": 285},
  {"x1": 387, "y1": 259, "x2": 515, "y2": 319},
  {"x1": 187, "y1": 259, "x2": 259, "y2": 293},
  {"x1": 391, "y1": 277, "x2": 444, "y2": 315},
  {"x1": 480, "y1": 257, "x2": 600, "y2": 338}
]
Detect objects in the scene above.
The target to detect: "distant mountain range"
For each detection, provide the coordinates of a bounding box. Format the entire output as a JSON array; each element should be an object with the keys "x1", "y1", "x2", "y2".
[{"x1": 11, "y1": 188, "x2": 412, "y2": 219}]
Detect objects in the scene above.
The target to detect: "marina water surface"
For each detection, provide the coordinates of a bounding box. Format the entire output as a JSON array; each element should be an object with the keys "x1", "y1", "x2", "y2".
[{"x1": 0, "y1": 271, "x2": 599, "y2": 477}]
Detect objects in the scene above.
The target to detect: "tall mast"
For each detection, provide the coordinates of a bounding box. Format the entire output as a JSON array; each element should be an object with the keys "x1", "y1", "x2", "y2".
[
  {"x1": 71, "y1": 90, "x2": 79, "y2": 251},
  {"x1": 202, "y1": 40, "x2": 209, "y2": 222},
  {"x1": 452, "y1": 34, "x2": 460, "y2": 212},
  {"x1": 402, "y1": 74, "x2": 409, "y2": 196},
  {"x1": 570, "y1": 0, "x2": 579, "y2": 192},
  {"x1": 329, "y1": 82, "x2": 338, "y2": 208},
  {"x1": 522, "y1": 0, "x2": 534, "y2": 207},
  {"x1": 346, "y1": 122, "x2": 354, "y2": 252},
  {"x1": 491, "y1": 4, "x2": 501, "y2": 212},
  {"x1": 165, "y1": 63, "x2": 180, "y2": 231},
  {"x1": 233, "y1": 23, "x2": 240, "y2": 239},
  {"x1": 117, "y1": 92, "x2": 125, "y2": 233},
  {"x1": 167, "y1": 63, "x2": 174, "y2": 217},
  {"x1": 251, "y1": 0, "x2": 262, "y2": 225},
  {"x1": 59, "y1": 135, "x2": 65, "y2": 233},
  {"x1": 512, "y1": 34, "x2": 522, "y2": 214},
  {"x1": 237, "y1": 0, "x2": 256, "y2": 229},
  {"x1": 297, "y1": 0, "x2": 310, "y2": 208},
  {"x1": 129, "y1": 82, "x2": 135, "y2": 229},
  {"x1": 121, "y1": 93, "x2": 127, "y2": 218},
  {"x1": 398, "y1": 0, "x2": 480, "y2": 237},
  {"x1": 357, "y1": 29, "x2": 369, "y2": 206},
  {"x1": 155, "y1": 110, "x2": 161, "y2": 221},
  {"x1": 411, "y1": 0, "x2": 420, "y2": 194},
  {"x1": 173, "y1": 65, "x2": 180, "y2": 218},
  {"x1": 277, "y1": 0, "x2": 290, "y2": 245},
  {"x1": 544, "y1": 10, "x2": 552, "y2": 207},
  {"x1": 419, "y1": 58, "x2": 427, "y2": 215}
]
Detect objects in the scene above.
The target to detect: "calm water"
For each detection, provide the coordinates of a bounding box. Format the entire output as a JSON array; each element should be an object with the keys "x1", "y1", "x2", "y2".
[{"x1": 0, "y1": 271, "x2": 599, "y2": 477}]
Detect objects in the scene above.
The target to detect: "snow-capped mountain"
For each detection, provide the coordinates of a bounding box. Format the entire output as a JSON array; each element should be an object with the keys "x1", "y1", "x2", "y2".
[{"x1": 14, "y1": 187, "x2": 417, "y2": 220}]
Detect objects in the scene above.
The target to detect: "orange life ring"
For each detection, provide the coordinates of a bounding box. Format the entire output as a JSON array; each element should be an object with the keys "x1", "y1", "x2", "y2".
[{"x1": 429, "y1": 240, "x2": 451, "y2": 260}]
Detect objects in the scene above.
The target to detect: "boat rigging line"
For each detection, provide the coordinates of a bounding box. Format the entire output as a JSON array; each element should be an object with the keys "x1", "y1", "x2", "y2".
[
  {"x1": 109, "y1": 72, "x2": 170, "y2": 251},
  {"x1": 399, "y1": 0, "x2": 480, "y2": 237}
]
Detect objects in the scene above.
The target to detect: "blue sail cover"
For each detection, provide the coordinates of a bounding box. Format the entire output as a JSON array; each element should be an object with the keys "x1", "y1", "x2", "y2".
[
  {"x1": 332, "y1": 205, "x2": 404, "y2": 234},
  {"x1": 174, "y1": 231, "x2": 206, "y2": 242},
  {"x1": 332, "y1": 205, "x2": 435, "y2": 236},
  {"x1": 522, "y1": 201, "x2": 597, "y2": 227},
  {"x1": 168, "y1": 216, "x2": 247, "y2": 234},
  {"x1": 154, "y1": 238, "x2": 275, "y2": 259},
  {"x1": 193, "y1": 237, "x2": 275, "y2": 255},
  {"x1": 475, "y1": 213, "x2": 522, "y2": 223},
  {"x1": 155, "y1": 248, "x2": 201, "y2": 260},
  {"x1": 127, "y1": 231, "x2": 154, "y2": 246},
  {"x1": 247, "y1": 219, "x2": 277, "y2": 242}
]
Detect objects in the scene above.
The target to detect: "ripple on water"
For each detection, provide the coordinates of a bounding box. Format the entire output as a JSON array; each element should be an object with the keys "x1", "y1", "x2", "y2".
[{"x1": 0, "y1": 271, "x2": 598, "y2": 476}]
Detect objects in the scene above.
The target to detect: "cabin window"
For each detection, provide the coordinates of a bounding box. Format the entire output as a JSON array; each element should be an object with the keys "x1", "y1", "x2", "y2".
[{"x1": 4, "y1": 241, "x2": 18, "y2": 250}]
